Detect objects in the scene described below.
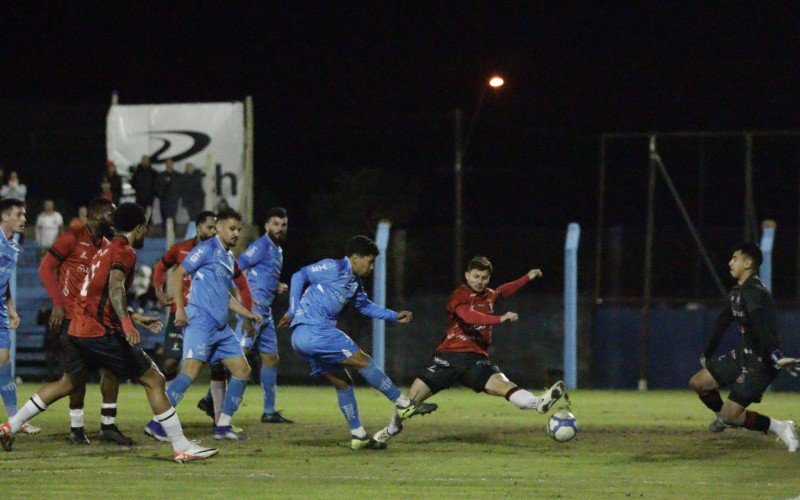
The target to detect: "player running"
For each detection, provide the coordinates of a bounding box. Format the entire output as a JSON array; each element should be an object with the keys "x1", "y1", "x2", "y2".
[
  {"x1": 235, "y1": 207, "x2": 292, "y2": 424},
  {"x1": 38, "y1": 197, "x2": 132, "y2": 445},
  {"x1": 372, "y1": 256, "x2": 565, "y2": 447},
  {"x1": 689, "y1": 242, "x2": 800, "y2": 452},
  {"x1": 0, "y1": 203, "x2": 217, "y2": 462},
  {"x1": 145, "y1": 208, "x2": 262, "y2": 441},
  {"x1": 277, "y1": 235, "x2": 437, "y2": 450}
]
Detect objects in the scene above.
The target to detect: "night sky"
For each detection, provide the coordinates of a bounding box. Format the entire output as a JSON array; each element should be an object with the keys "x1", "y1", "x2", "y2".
[{"x1": 3, "y1": 2, "x2": 800, "y2": 229}]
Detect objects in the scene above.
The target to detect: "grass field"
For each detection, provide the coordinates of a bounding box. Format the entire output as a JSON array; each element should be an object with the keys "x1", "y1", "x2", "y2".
[{"x1": 1, "y1": 384, "x2": 799, "y2": 498}]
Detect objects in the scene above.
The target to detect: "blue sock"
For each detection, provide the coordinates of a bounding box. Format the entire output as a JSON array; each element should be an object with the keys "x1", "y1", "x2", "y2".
[
  {"x1": 261, "y1": 365, "x2": 277, "y2": 414},
  {"x1": 220, "y1": 376, "x2": 247, "y2": 417},
  {"x1": 358, "y1": 360, "x2": 401, "y2": 401},
  {"x1": 0, "y1": 363, "x2": 16, "y2": 417},
  {"x1": 166, "y1": 373, "x2": 193, "y2": 407},
  {"x1": 336, "y1": 386, "x2": 361, "y2": 431}
]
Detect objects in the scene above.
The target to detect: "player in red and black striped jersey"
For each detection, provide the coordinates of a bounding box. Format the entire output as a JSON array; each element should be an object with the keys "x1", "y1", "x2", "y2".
[
  {"x1": 37, "y1": 197, "x2": 131, "y2": 445},
  {"x1": 1, "y1": 203, "x2": 217, "y2": 462},
  {"x1": 372, "y1": 256, "x2": 566, "y2": 447}
]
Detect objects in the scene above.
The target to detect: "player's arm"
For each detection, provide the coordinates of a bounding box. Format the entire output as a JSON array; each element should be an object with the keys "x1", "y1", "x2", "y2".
[
  {"x1": 153, "y1": 248, "x2": 177, "y2": 307},
  {"x1": 353, "y1": 287, "x2": 410, "y2": 323},
  {"x1": 39, "y1": 231, "x2": 75, "y2": 330},
  {"x1": 702, "y1": 307, "x2": 734, "y2": 364},
  {"x1": 171, "y1": 265, "x2": 190, "y2": 327},
  {"x1": 108, "y1": 268, "x2": 141, "y2": 345},
  {"x1": 496, "y1": 269, "x2": 542, "y2": 299},
  {"x1": 232, "y1": 264, "x2": 253, "y2": 310},
  {"x1": 455, "y1": 304, "x2": 517, "y2": 325},
  {"x1": 236, "y1": 242, "x2": 260, "y2": 272},
  {"x1": 228, "y1": 294, "x2": 262, "y2": 326},
  {"x1": 5, "y1": 287, "x2": 18, "y2": 330}
]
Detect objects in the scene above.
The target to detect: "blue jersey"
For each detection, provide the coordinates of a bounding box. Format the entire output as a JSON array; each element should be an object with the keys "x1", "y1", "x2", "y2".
[
  {"x1": 182, "y1": 236, "x2": 239, "y2": 328},
  {"x1": 0, "y1": 230, "x2": 19, "y2": 321},
  {"x1": 288, "y1": 257, "x2": 397, "y2": 327},
  {"x1": 237, "y1": 235, "x2": 282, "y2": 309}
]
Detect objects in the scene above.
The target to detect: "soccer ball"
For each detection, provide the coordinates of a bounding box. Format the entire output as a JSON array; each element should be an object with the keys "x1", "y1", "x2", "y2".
[{"x1": 547, "y1": 410, "x2": 578, "y2": 442}]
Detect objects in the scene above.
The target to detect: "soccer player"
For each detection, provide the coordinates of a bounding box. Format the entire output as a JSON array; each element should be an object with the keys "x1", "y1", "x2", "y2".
[
  {"x1": 688, "y1": 242, "x2": 800, "y2": 452},
  {"x1": 0, "y1": 199, "x2": 38, "y2": 436},
  {"x1": 145, "y1": 208, "x2": 262, "y2": 441},
  {"x1": 38, "y1": 197, "x2": 132, "y2": 445},
  {"x1": 0, "y1": 203, "x2": 217, "y2": 462},
  {"x1": 277, "y1": 235, "x2": 437, "y2": 450},
  {"x1": 372, "y1": 256, "x2": 565, "y2": 447},
  {"x1": 235, "y1": 207, "x2": 292, "y2": 423}
]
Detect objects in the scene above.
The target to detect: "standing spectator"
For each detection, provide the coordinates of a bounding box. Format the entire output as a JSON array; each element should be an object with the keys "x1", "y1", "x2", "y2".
[
  {"x1": 100, "y1": 179, "x2": 114, "y2": 201},
  {"x1": 130, "y1": 155, "x2": 157, "y2": 218},
  {"x1": 1, "y1": 172, "x2": 26, "y2": 202},
  {"x1": 35, "y1": 200, "x2": 63, "y2": 254},
  {"x1": 69, "y1": 206, "x2": 88, "y2": 231},
  {"x1": 177, "y1": 162, "x2": 205, "y2": 219},
  {"x1": 0, "y1": 164, "x2": 6, "y2": 187},
  {"x1": 155, "y1": 160, "x2": 181, "y2": 226},
  {"x1": 102, "y1": 161, "x2": 123, "y2": 205}
]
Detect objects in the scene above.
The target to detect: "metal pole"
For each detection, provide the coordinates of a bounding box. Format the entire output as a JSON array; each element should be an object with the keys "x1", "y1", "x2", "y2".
[
  {"x1": 564, "y1": 223, "x2": 581, "y2": 390},
  {"x1": 744, "y1": 133, "x2": 756, "y2": 242},
  {"x1": 594, "y1": 136, "x2": 606, "y2": 304},
  {"x1": 372, "y1": 220, "x2": 392, "y2": 371},
  {"x1": 243, "y1": 96, "x2": 255, "y2": 226},
  {"x1": 454, "y1": 108, "x2": 464, "y2": 286},
  {"x1": 641, "y1": 136, "x2": 657, "y2": 391}
]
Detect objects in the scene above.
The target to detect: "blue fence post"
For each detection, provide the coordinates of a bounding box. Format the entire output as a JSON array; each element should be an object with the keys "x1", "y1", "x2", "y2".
[
  {"x1": 564, "y1": 223, "x2": 581, "y2": 390},
  {"x1": 372, "y1": 220, "x2": 391, "y2": 371},
  {"x1": 759, "y1": 220, "x2": 776, "y2": 292}
]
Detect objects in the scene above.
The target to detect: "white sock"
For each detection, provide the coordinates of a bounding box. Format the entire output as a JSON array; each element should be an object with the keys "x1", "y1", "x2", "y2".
[
  {"x1": 768, "y1": 418, "x2": 786, "y2": 436},
  {"x1": 10, "y1": 395, "x2": 47, "y2": 433},
  {"x1": 217, "y1": 413, "x2": 232, "y2": 427},
  {"x1": 351, "y1": 426, "x2": 367, "y2": 439},
  {"x1": 394, "y1": 395, "x2": 411, "y2": 408},
  {"x1": 101, "y1": 403, "x2": 116, "y2": 426},
  {"x1": 210, "y1": 380, "x2": 226, "y2": 424},
  {"x1": 388, "y1": 411, "x2": 402, "y2": 434},
  {"x1": 70, "y1": 408, "x2": 84, "y2": 428},
  {"x1": 509, "y1": 389, "x2": 540, "y2": 410},
  {"x1": 154, "y1": 407, "x2": 191, "y2": 452}
]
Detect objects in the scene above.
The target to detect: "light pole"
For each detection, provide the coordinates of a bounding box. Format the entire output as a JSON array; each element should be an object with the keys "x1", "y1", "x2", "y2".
[{"x1": 453, "y1": 75, "x2": 505, "y2": 285}]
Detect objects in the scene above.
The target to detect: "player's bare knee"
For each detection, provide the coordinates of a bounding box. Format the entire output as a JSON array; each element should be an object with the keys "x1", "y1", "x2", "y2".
[
  {"x1": 262, "y1": 354, "x2": 279, "y2": 368},
  {"x1": 719, "y1": 403, "x2": 743, "y2": 425},
  {"x1": 181, "y1": 359, "x2": 204, "y2": 380}
]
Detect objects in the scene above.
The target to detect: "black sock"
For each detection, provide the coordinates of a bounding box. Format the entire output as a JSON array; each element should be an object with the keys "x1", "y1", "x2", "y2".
[
  {"x1": 743, "y1": 411, "x2": 770, "y2": 434},
  {"x1": 699, "y1": 391, "x2": 724, "y2": 413}
]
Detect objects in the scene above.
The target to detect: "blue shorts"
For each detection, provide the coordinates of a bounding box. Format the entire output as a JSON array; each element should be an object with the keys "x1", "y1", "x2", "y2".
[
  {"x1": 0, "y1": 324, "x2": 9, "y2": 350},
  {"x1": 236, "y1": 307, "x2": 277, "y2": 354},
  {"x1": 183, "y1": 309, "x2": 244, "y2": 364},
  {"x1": 291, "y1": 323, "x2": 359, "y2": 377}
]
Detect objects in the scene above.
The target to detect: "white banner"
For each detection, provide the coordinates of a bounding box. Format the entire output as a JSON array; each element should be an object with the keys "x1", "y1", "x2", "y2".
[{"x1": 106, "y1": 102, "x2": 245, "y2": 214}]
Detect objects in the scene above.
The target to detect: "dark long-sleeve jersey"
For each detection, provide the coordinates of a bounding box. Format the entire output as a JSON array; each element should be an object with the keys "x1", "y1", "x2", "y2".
[{"x1": 704, "y1": 275, "x2": 781, "y2": 364}]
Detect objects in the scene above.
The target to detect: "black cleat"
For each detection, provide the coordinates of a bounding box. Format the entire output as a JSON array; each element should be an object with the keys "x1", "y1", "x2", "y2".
[
  {"x1": 396, "y1": 400, "x2": 438, "y2": 420},
  {"x1": 70, "y1": 426, "x2": 91, "y2": 445},
  {"x1": 351, "y1": 436, "x2": 387, "y2": 450},
  {"x1": 261, "y1": 411, "x2": 294, "y2": 424},
  {"x1": 197, "y1": 398, "x2": 215, "y2": 420},
  {"x1": 98, "y1": 424, "x2": 134, "y2": 445}
]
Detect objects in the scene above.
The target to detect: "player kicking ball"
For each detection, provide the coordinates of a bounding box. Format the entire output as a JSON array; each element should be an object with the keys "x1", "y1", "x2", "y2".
[
  {"x1": 278, "y1": 235, "x2": 437, "y2": 450},
  {"x1": 0, "y1": 203, "x2": 217, "y2": 462},
  {"x1": 689, "y1": 242, "x2": 800, "y2": 452},
  {"x1": 373, "y1": 256, "x2": 565, "y2": 447}
]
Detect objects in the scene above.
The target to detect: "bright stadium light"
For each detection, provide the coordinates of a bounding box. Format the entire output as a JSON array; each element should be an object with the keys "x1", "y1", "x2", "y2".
[{"x1": 488, "y1": 75, "x2": 505, "y2": 88}]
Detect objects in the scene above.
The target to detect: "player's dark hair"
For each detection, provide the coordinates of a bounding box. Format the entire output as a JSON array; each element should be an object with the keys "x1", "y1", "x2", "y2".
[
  {"x1": 0, "y1": 198, "x2": 24, "y2": 214},
  {"x1": 466, "y1": 255, "x2": 494, "y2": 274},
  {"x1": 195, "y1": 210, "x2": 217, "y2": 226},
  {"x1": 266, "y1": 207, "x2": 287, "y2": 222},
  {"x1": 87, "y1": 197, "x2": 115, "y2": 217},
  {"x1": 345, "y1": 235, "x2": 379, "y2": 257},
  {"x1": 732, "y1": 242, "x2": 763, "y2": 269},
  {"x1": 113, "y1": 203, "x2": 146, "y2": 232},
  {"x1": 216, "y1": 208, "x2": 242, "y2": 222}
]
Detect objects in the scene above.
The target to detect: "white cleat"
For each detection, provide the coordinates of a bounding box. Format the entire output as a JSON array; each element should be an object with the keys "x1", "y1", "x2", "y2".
[
  {"x1": 19, "y1": 423, "x2": 41, "y2": 435},
  {"x1": 778, "y1": 420, "x2": 799, "y2": 452},
  {"x1": 536, "y1": 380, "x2": 566, "y2": 414},
  {"x1": 373, "y1": 422, "x2": 403, "y2": 444},
  {"x1": 173, "y1": 443, "x2": 219, "y2": 463}
]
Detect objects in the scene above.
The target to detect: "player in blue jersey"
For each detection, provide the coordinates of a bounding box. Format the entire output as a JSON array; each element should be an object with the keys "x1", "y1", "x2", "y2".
[
  {"x1": 277, "y1": 235, "x2": 437, "y2": 449},
  {"x1": 235, "y1": 207, "x2": 292, "y2": 423},
  {"x1": 145, "y1": 208, "x2": 262, "y2": 441}
]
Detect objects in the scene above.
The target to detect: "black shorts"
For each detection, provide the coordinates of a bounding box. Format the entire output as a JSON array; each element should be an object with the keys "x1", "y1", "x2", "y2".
[
  {"x1": 707, "y1": 349, "x2": 778, "y2": 407},
  {"x1": 65, "y1": 335, "x2": 154, "y2": 382},
  {"x1": 162, "y1": 312, "x2": 184, "y2": 361},
  {"x1": 57, "y1": 318, "x2": 72, "y2": 362},
  {"x1": 418, "y1": 351, "x2": 501, "y2": 394}
]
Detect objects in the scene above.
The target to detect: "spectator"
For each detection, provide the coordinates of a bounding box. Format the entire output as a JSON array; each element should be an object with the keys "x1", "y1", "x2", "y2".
[
  {"x1": 35, "y1": 199, "x2": 64, "y2": 253},
  {"x1": 100, "y1": 179, "x2": 114, "y2": 201},
  {"x1": 130, "y1": 155, "x2": 157, "y2": 217},
  {"x1": 102, "y1": 160, "x2": 123, "y2": 204},
  {"x1": 217, "y1": 198, "x2": 231, "y2": 212},
  {"x1": 1, "y1": 171, "x2": 26, "y2": 201},
  {"x1": 69, "y1": 205, "x2": 88, "y2": 231},
  {"x1": 177, "y1": 162, "x2": 205, "y2": 219},
  {"x1": 0, "y1": 164, "x2": 6, "y2": 186},
  {"x1": 155, "y1": 159, "x2": 181, "y2": 225}
]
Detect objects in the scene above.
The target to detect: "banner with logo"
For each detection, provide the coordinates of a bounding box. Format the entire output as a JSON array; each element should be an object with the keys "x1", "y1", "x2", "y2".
[{"x1": 106, "y1": 102, "x2": 245, "y2": 214}]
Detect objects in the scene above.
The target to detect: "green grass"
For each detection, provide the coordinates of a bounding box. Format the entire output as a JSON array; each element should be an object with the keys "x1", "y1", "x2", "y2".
[{"x1": 1, "y1": 384, "x2": 800, "y2": 498}]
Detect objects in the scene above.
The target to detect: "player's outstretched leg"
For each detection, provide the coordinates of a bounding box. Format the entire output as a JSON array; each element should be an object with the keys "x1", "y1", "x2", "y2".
[
  {"x1": 324, "y1": 370, "x2": 385, "y2": 450},
  {"x1": 484, "y1": 372, "x2": 564, "y2": 414},
  {"x1": 688, "y1": 368, "x2": 730, "y2": 433},
  {"x1": 720, "y1": 401, "x2": 799, "y2": 452},
  {"x1": 373, "y1": 377, "x2": 436, "y2": 446},
  {"x1": 97, "y1": 370, "x2": 133, "y2": 445},
  {"x1": 145, "y1": 359, "x2": 201, "y2": 442},
  {"x1": 212, "y1": 356, "x2": 250, "y2": 440}
]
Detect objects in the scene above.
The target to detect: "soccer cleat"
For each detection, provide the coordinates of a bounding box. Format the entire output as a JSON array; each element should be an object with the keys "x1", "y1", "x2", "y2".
[
  {"x1": 99, "y1": 424, "x2": 134, "y2": 445},
  {"x1": 709, "y1": 417, "x2": 732, "y2": 433},
  {"x1": 0, "y1": 422, "x2": 14, "y2": 451},
  {"x1": 261, "y1": 411, "x2": 294, "y2": 424},
  {"x1": 536, "y1": 380, "x2": 566, "y2": 414},
  {"x1": 396, "y1": 400, "x2": 438, "y2": 420},
  {"x1": 351, "y1": 436, "x2": 387, "y2": 450},
  {"x1": 143, "y1": 420, "x2": 170, "y2": 443},
  {"x1": 373, "y1": 422, "x2": 403, "y2": 444},
  {"x1": 212, "y1": 425, "x2": 244, "y2": 440},
  {"x1": 778, "y1": 420, "x2": 799, "y2": 452},
  {"x1": 70, "y1": 426, "x2": 91, "y2": 445},
  {"x1": 19, "y1": 422, "x2": 41, "y2": 435},
  {"x1": 173, "y1": 443, "x2": 219, "y2": 463},
  {"x1": 231, "y1": 424, "x2": 244, "y2": 434},
  {"x1": 197, "y1": 397, "x2": 215, "y2": 420}
]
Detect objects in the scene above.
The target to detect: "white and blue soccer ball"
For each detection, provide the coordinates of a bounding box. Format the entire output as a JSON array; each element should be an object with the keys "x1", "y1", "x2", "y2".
[{"x1": 547, "y1": 410, "x2": 578, "y2": 442}]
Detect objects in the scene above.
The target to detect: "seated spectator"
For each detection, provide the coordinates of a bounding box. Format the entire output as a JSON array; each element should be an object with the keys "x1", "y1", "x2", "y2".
[
  {"x1": 69, "y1": 205, "x2": 88, "y2": 231},
  {"x1": 35, "y1": 199, "x2": 63, "y2": 254},
  {"x1": 102, "y1": 160, "x2": 123, "y2": 204},
  {"x1": 1, "y1": 171, "x2": 26, "y2": 201}
]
